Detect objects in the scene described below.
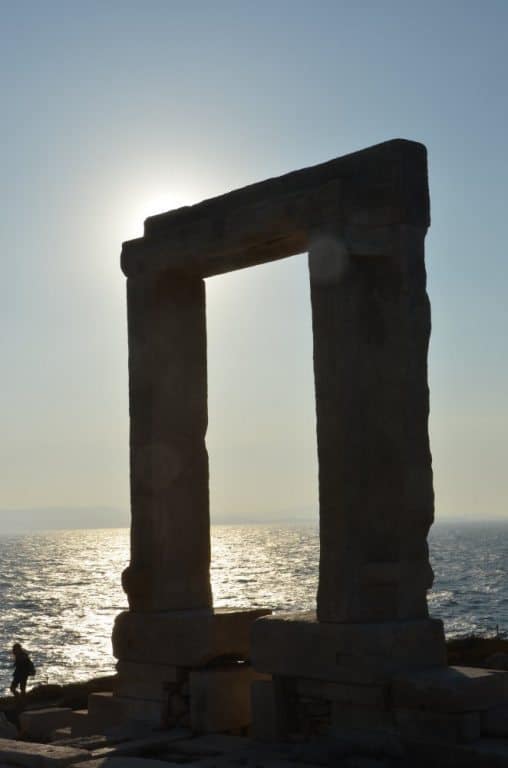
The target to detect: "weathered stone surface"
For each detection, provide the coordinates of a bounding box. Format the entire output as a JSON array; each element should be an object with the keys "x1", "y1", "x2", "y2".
[
  {"x1": 169, "y1": 693, "x2": 187, "y2": 718},
  {"x1": 87, "y1": 693, "x2": 161, "y2": 726},
  {"x1": 51, "y1": 727, "x2": 72, "y2": 742},
  {"x1": 0, "y1": 737, "x2": 89, "y2": 767},
  {"x1": 328, "y1": 728, "x2": 404, "y2": 759},
  {"x1": 395, "y1": 708, "x2": 481, "y2": 744},
  {"x1": 20, "y1": 707, "x2": 74, "y2": 741},
  {"x1": 296, "y1": 679, "x2": 387, "y2": 709},
  {"x1": 114, "y1": 661, "x2": 184, "y2": 701},
  {"x1": 69, "y1": 710, "x2": 91, "y2": 737},
  {"x1": 392, "y1": 666, "x2": 508, "y2": 713},
  {"x1": 102, "y1": 722, "x2": 163, "y2": 742},
  {"x1": 342, "y1": 759, "x2": 396, "y2": 768},
  {"x1": 121, "y1": 140, "x2": 429, "y2": 279},
  {"x1": 189, "y1": 663, "x2": 268, "y2": 733},
  {"x1": 121, "y1": 274, "x2": 211, "y2": 613},
  {"x1": 60, "y1": 723, "x2": 169, "y2": 750},
  {"x1": 113, "y1": 608, "x2": 270, "y2": 666},
  {"x1": 74, "y1": 760, "x2": 178, "y2": 768},
  {"x1": 482, "y1": 706, "x2": 508, "y2": 737},
  {"x1": 53, "y1": 734, "x2": 108, "y2": 750},
  {"x1": 171, "y1": 734, "x2": 250, "y2": 754},
  {"x1": 250, "y1": 680, "x2": 283, "y2": 743},
  {"x1": 250, "y1": 678, "x2": 311, "y2": 743},
  {"x1": 251, "y1": 613, "x2": 446, "y2": 684},
  {"x1": 247, "y1": 762, "x2": 330, "y2": 768},
  {"x1": 0, "y1": 713, "x2": 16, "y2": 739},
  {"x1": 91, "y1": 730, "x2": 190, "y2": 759},
  {"x1": 332, "y1": 704, "x2": 394, "y2": 731},
  {"x1": 404, "y1": 737, "x2": 508, "y2": 768},
  {"x1": 486, "y1": 653, "x2": 508, "y2": 671},
  {"x1": 195, "y1": 750, "x2": 276, "y2": 768},
  {"x1": 310, "y1": 224, "x2": 434, "y2": 623}
]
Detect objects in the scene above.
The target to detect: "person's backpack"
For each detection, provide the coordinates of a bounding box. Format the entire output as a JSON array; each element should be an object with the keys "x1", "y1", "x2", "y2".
[{"x1": 27, "y1": 659, "x2": 36, "y2": 677}]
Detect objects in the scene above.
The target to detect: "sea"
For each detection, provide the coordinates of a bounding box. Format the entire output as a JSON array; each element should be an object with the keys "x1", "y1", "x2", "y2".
[{"x1": 0, "y1": 521, "x2": 507, "y2": 691}]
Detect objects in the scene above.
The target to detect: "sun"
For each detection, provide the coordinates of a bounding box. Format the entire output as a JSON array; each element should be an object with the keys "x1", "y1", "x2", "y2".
[
  {"x1": 125, "y1": 193, "x2": 189, "y2": 240},
  {"x1": 120, "y1": 184, "x2": 201, "y2": 242}
]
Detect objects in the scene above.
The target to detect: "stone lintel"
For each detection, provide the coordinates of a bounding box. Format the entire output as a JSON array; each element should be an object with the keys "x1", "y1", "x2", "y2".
[
  {"x1": 113, "y1": 608, "x2": 271, "y2": 667},
  {"x1": 251, "y1": 612, "x2": 446, "y2": 684},
  {"x1": 121, "y1": 139, "x2": 429, "y2": 278}
]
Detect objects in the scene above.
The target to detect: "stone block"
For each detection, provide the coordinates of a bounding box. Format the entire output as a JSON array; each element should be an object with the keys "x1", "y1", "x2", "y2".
[
  {"x1": 172, "y1": 734, "x2": 250, "y2": 754},
  {"x1": 250, "y1": 762, "x2": 330, "y2": 768},
  {"x1": 341, "y1": 759, "x2": 394, "y2": 768},
  {"x1": 0, "y1": 713, "x2": 17, "y2": 739},
  {"x1": 395, "y1": 708, "x2": 481, "y2": 744},
  {"x1": 391, "y1": 666, "x2": 508, "y2": 712},
  {"x1": 121, "y1": 140, "x2": 429, "y2": 279},
  {"x1": 189, "y1": 663, "x2": 268, "y2": 733},
  {"x1": 296, "y1": 679, "x2": 387, "y2": 709},
  {"x1": 485, "y1": 653, "x2": 508, "y2": 671},
  {"x1": 51, "y1": 727, "x2": 72, "y2": 742},
  {"x1": 20, "y1": 708, "x2": 74, "y2": 741},
  {"x1": 0, "y1": 737, "x2": 89, "y2": 767},
  {"x1": 328, "y1": 728, "x2": 404, "y2": 759},
  {"x1": 331, "y1": 704, "x2": 394, "y2": 731},
  {"x1": 468, "y1": 738, "x2": 508, "y2": 766},
  {"x1": 113, "y1": 608, "x2": 270, "y2": 667},
  {"x1": 482, "y1": 705, "x2": 508, "y2": 737},
  {"x1": 87, "y1": 693, "x2": 162, "y2": 726},
  {"x1": 114, "y1": 661, "x2": 184, "y2": 701},
  {"x1": 69, "y1": 710, "x2": 92, "y2": 737},
  {"x1": 74, "y1": 759, "x2": 180, "y2": 768},
  {"x1": 310, "y1": 223, "x2": 435, "y2": 625},
  {"x1": 250, "y1": 680, "x2": 287, "y2": 742},
  {"x1": 404, "y1": 737, "x2": 508, "y2": 768},
  {"x1": 195, "y1": 753, "x2": 273, "y2": 768},
  {"x1": 53, "y1": 735, "x2": 108, "y2": 750},
  {"x1": 101, "y1": 721, "x2": 159, "y2": 742},
  {"x1": 91, "y1": 730, "x2": 190, "y2": 760},
  {"x1": 123, "y1": 274, "x2": 212, "y2": 614},
  {"x1": 251, "y1": 613, "x2": 446, "y2": 684}
]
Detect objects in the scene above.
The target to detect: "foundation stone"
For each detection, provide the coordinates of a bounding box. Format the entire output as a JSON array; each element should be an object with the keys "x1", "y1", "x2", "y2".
[
  {"x1": 189, "y1": 663, "x2": 268, "y2": 733},
  {"x1": 252, "y1": 612, "x2": 446, "y2": 684},
  {"x1": 113, "y1": 608, "x2": 269, "y2": 667}
]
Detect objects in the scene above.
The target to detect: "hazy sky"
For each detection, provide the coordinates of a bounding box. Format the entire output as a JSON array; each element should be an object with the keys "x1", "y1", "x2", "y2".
[{"x1": 1, "y1": 1, "x2": 507, "y2": 529}]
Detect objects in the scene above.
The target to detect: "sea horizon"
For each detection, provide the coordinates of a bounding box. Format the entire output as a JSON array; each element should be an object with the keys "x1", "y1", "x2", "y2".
[{"x1": 1, "y1": 513, "x2": 507, "y2": 537}]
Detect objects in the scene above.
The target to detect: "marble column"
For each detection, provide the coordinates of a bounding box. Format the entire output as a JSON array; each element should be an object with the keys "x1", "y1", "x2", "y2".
[
  {"x1": 121, "y1": 271, "x2": 212, "y2": 612},
  {"x1": 310, "y1": 226, "x2": 435, "y2": 623}
]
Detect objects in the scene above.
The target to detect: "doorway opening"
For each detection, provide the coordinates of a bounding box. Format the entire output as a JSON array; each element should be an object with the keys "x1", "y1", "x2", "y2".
[{"x1": 206, "y1": 253, "x2": 319, "y2": 612}]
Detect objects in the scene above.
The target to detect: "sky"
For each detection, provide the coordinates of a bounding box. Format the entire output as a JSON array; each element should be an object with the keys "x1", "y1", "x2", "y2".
[{"x1": 1, "y1": 0, "x2": 507, "y2": 531}]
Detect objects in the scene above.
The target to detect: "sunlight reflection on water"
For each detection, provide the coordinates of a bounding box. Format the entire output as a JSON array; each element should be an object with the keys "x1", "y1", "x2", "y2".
[{"x1": 0, "y1": 522, "x2": 506, "y2": 689}]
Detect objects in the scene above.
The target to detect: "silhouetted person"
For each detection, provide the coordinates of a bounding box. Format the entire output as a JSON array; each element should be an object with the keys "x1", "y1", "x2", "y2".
[{"x1": 10, "y1": 643, "x2": 33, "y2": 697}]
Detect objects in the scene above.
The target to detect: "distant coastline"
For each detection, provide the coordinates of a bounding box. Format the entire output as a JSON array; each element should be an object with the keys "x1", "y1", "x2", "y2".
[{"x1": 0, "y1": 508, "x2": 507, "y2": 535}]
